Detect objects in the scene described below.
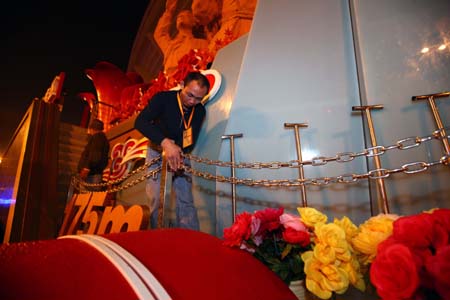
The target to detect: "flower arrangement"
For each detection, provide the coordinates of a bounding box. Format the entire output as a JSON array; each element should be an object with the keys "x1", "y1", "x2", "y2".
[
  {"x1": 223, "y1": 207, "x2": 367, "y2": 299},
  {"x1": 223, "y1": 207, "x2": 311, "y2": 284},
  {"x1": 297, "y1": 207, "x2": 366, "y2": 299},
  {"x1": 224, "y1": 207, "x2": 450, "y2": 300},
  {"x1": 367, "y1": 208, "x2": 450, "y2": 300}
]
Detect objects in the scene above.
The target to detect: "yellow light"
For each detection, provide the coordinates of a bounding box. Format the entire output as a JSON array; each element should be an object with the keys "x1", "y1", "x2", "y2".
[
  {"x1": 421, "y1": 47, "x2": 429, "y2": 53},
  {"x1": 438, "y1": 44, "x2": 446, "y2": 51}
]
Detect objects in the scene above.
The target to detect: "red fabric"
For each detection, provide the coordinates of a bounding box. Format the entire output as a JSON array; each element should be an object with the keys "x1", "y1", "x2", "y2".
[
  {"x1": 0, "y1": 229, "x2": 297, "y2": 300},
  {"x1": 107, "y1": 229, "x2": 296, "y2": 300},
  {"x1": 0, "y1": 239, "x2": 136, "y2": 300}
]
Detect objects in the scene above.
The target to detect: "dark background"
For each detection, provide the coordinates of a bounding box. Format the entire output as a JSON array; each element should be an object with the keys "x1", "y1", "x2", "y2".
[{"x1": 0, "y1": 0, "x2": 149, "y2": 155}]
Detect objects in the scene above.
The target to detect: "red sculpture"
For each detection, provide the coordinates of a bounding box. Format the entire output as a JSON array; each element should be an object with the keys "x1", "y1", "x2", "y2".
[
  {"x1": 81, "y1": 47, "x2": 220, "y2": 128},
  {"x1": 83, "y1": 61, "x2": 148, "y2": 128}
]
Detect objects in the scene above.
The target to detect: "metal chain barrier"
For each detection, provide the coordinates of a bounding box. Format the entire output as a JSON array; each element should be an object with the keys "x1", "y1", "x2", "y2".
[
  {"x1": 183, "y1": 154, "x2": 449, "y2": 187},
  {"x1": 74, "y1": 156, "x2": 161, "y2": 193},
  {"x1": 185, "y1": 127, "x2": 450, "y2": 169},
  {"x1": 73, "y1": 128, "x2": 450, "y2": 192}
]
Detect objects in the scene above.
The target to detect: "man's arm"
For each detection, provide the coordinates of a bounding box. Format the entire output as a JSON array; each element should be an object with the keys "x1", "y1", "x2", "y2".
[
  {"x1": 77, "y1": 139, "x2": 91, "y2": 178},
  {"x1": 135, "y1": 93, "x2": 166, "y2": 145},
  {"x1": 135, "y1": 92, "x2": 183, "y2": 171},
  {"x1": 161, "y1": 138, "x2": 183, "y2": 171},
  {"x1": 87, "y1": 134, "x2": 109, "y2": 171}
]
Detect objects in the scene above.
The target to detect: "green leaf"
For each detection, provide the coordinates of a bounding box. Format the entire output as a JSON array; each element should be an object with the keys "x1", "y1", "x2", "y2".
[{"x1": 281, "y1": 244, "x2": 292, "y2": 259}]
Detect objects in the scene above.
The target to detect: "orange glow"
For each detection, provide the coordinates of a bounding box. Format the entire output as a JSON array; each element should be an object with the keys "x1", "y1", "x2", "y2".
[
  {"x1": 421, "y1": 47, "x2": 429, "y2": 54},
  {"x1": 438, "y1": 44, "x2": 446, "y2": 51}
]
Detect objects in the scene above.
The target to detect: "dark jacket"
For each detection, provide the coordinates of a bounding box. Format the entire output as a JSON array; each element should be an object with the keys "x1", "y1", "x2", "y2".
[
  {"x1": 77, "y1": 131, "x2": 110, "y2": 175},
  {"x1": 134, "y1": 90, "x2": 206, "y2": 153}
]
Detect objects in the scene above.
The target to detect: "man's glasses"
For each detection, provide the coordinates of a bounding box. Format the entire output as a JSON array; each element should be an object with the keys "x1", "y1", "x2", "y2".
[{"x1": 184, "y1": 91, "x2": 204, "y2": 102}]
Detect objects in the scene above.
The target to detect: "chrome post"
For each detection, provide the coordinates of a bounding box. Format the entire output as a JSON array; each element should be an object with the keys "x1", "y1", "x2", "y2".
[
  {"x1": 221, "y1": 133, "x2": 243, "y2": 222},
  {"x1": 284, "y1": 123, "x2": 308, "y2": 207},
  {"x1": 353, "y1": 105, "x2": 389, "y2": 214},
  {"x1": 157, "y1": 152, "x2": 172, "y2": 228},
  {"x1": 412, "y1": 92, "x2": 450, "y2": 162}
]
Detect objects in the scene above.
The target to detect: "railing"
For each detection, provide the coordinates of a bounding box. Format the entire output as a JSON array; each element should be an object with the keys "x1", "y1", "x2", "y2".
[{"x1": 73, "y1": 91, "x2": 450, "y2": 225}]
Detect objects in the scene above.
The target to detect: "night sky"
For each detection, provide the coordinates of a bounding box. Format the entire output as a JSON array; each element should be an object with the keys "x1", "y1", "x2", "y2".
[{"x1": 0, "y1": 0, "x2": 149, "y2": 155}]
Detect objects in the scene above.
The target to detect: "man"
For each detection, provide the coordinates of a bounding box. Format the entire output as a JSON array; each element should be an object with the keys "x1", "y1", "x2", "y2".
[
  {"x1": 77, "y1": 119, "x2": 110, "y2": 191},
  {"x1": 135, "y1": 72, "x2": 210, "y2": 230}
]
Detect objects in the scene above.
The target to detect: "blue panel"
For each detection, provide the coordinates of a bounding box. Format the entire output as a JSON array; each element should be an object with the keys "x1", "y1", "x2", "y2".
[
  {"x1": 199, "y1": 1, "x2": 368, "y2": 236},
  {"x1": 192, "y1": 35, "x2": 250, "y2": 234},
  {"x1": 351, "y1": 0, "x2": 450, "y2": 215},
  {"x1": 191, "y1": 0, "x2": 449, "y2": 237}
]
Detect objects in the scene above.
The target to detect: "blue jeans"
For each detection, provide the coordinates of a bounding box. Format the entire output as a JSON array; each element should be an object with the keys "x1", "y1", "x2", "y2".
[{"x1": 146, "y1": 147, "x2": 199, "y2": 230}]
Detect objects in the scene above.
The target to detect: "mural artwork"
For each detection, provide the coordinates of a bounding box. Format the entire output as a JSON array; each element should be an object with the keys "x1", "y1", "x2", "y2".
[{"x1": 83, "y1": 0, "x2": 257, "y2": 128}]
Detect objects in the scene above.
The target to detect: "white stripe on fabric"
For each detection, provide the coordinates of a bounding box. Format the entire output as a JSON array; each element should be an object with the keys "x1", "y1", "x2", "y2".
[
  {"x1": 86, "y1": 235, "x2": 171, "y2": 300},
  {"x1": 59, "y1": 234, "x2": 157, "y2": 300}
]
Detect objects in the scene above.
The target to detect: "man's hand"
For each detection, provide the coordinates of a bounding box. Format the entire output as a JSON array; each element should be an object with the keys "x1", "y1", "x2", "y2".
[
  {"x1": 79, "y1": 168, "x2": 90, "y2": 180},
  {"x1": 161, "y1": 138, "x2": 183, "y2": 171}
]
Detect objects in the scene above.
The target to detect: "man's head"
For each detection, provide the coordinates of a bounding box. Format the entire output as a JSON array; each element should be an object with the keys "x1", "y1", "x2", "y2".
[
  {"x1": 180, "y1": 72, "x2": 210, "y2": 109},
  {"x1": 88, "y1": 119, "x2": 104, "y2": 134}
]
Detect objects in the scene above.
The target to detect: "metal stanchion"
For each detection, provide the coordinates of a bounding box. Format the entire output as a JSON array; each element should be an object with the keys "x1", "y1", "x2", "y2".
[
  {"x1": 221, "y1": 133, "x2": 243, "y2": 222},
  {"x1": 352, "y1": 105, "x2": 389, "y2": 214},
  {"x1": 157, "y1": 152, "x2": 172, "y2": 228},
  {"x1": 284, "y1": 123, "x2": 308, "y2": 207},
  {"x1": 412, "y1": 92, "x2": 450, "y2": 162}
]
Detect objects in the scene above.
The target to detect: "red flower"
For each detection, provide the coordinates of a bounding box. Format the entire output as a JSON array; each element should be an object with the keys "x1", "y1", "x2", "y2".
[
  {"x1": 425, "y1": 245, "x2": 450, "y2": 299},
  {"x1": 370, "y1": 242, "x2": 419, "y2": 300},
  {"x1": 282, "y1": 227, "x2": 310, "y2": 247},
  {"x1": 223, "y1": 212, "x2": 253, "y2": 247},
  {"x1": 430, "y1": 208, "x2": 450, "y2": 232},
  {"x1": 254, "y1": 207, "x2": 284, "y2": 235},
  {"x1": 430, "y1": 209, "x2": 450, "y2": 250},
  {"x1": 393, "y1": 213, "x2": 434, "y2": 249}
]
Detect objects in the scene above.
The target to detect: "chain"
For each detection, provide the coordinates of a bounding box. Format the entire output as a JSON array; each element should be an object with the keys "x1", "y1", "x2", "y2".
[
  {"x1": 106, "y1": 166, "x2": 162, "y2": 193},
  {"x1": 72, "y1": 129, "x2": 449, "y2": 192},
  {"x1": 74, "y1": 156, "x2": 161, "y2": 193},
  {"x1": 183, "y1": 154, "x2": 449, "y2": 187},
  {"x1": 185, "y1": 127, "x2": 449, "y2": 169},
  {"x1": 77, "y1": 166, "x2": 162, "y2": 194}
]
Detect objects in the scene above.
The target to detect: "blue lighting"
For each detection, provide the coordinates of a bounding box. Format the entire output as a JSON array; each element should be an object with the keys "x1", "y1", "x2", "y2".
[{"x1": 0, "y1": 198, "x2": 15, "y2": 205}]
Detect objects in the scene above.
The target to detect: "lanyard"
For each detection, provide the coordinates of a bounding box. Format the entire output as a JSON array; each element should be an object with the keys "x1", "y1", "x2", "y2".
[{"x1": 177, "y1": 92, "x2": 195, "y2": 129}]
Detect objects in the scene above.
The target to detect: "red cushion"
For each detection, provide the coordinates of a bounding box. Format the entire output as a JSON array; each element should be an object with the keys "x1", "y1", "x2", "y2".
[
  {"x1": 0, "y1": 229, "x2": 296, "y2": 300},
  {"x1": 107, "y1": 229, "x2": 296, "y2": 300},
  {"x1": 0, "y1": 239, "x2": 136, "y2": 300}
]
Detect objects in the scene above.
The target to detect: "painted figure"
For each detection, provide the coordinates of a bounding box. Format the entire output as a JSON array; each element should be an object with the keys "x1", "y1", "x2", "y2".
[{"x1": 154, "y1": 0, "x2": 208, "y2": 75}]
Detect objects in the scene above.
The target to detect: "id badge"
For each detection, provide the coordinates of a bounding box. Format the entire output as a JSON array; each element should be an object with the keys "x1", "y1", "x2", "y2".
[{"x1": 183, "y1": 127, "x2": 193, "y2": 148}]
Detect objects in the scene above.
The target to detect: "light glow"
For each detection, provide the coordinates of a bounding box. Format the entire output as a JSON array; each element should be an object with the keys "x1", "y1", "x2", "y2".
[
  {"x1": 438, "y1": 44, "x2": 446, "y2": 51},
  {"x1": 421, "y1": 47, "x2": 430, "y2": 54},
  {"x1": 301, "y1": 148, "x2": 319, "y2": 161},
  {"x1": 0, "y1": 198, "x2": 15, "y2": 205}
]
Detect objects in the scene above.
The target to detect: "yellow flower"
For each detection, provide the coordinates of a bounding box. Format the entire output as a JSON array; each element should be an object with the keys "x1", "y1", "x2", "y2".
[
  {"x1": 298, "y1": 207, "x2": 328, "y2": 227},
  {"x1": 341, "y1": 257, "x2": 366, "y2": 292},
  {"x1": 302, "y1": 251, "x2": 349, "y2": 299},
  {"x1": 296, "y1": 208, "x2": 371, "y2": 298},
  {"x1": 334, "y1": 216, "x2": 358, "y2": 243},
  {"x1": 351, "y1": 214, "x2": 398, "y2": 265},
  {"x1": 315, "y1": 223, "x2": 351, "y2": 263},
  {"x1": 313, "y1": 242, "x2": 336, "y2": 265}
]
